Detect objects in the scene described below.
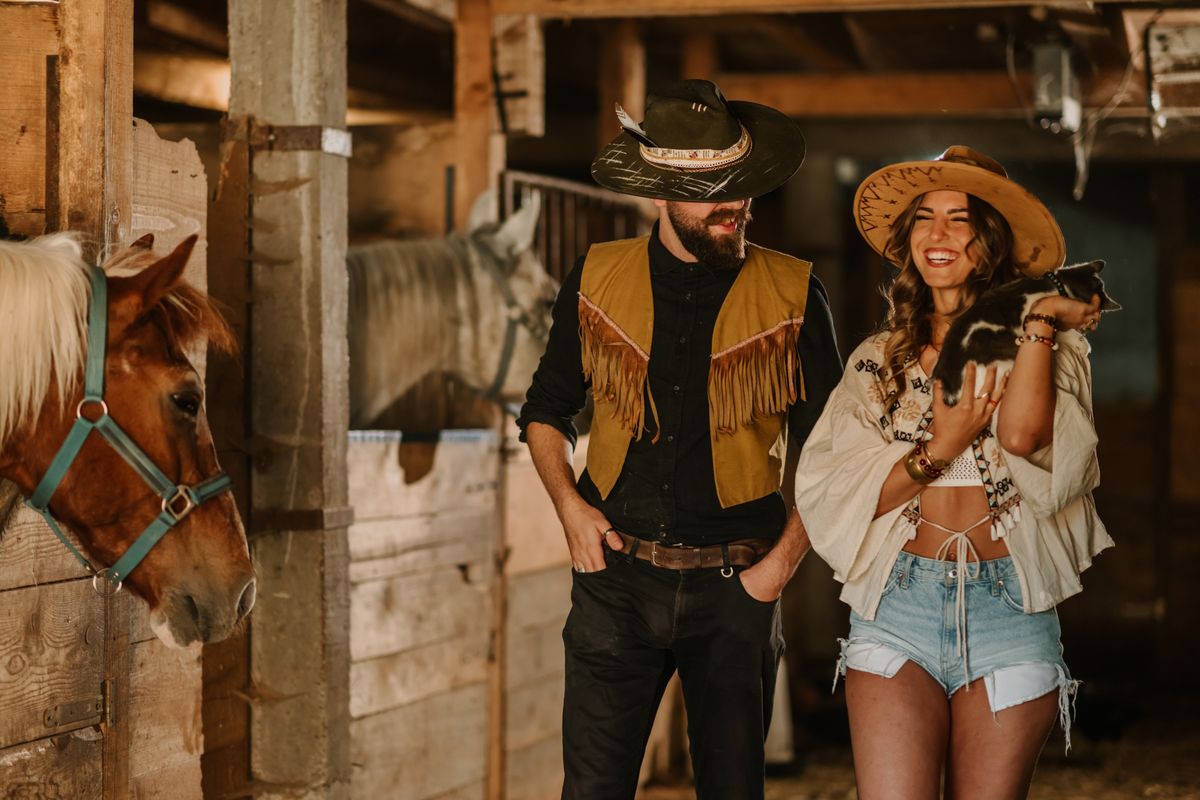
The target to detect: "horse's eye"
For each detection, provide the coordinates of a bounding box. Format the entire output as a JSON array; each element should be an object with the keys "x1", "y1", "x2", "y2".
[{"x1": 172, "y1": 392, "x2": 201, "y2": 417}]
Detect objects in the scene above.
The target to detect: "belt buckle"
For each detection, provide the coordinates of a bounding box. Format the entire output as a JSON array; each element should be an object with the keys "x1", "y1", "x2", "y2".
[{"x1": 649, "y1": 543, "x2": 667, "y2": 568}]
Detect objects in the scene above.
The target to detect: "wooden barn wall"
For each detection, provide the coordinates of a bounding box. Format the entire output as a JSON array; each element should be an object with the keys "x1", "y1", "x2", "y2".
[{"x1": 346, "y1": 431, "x2": 500, "y2": 799}]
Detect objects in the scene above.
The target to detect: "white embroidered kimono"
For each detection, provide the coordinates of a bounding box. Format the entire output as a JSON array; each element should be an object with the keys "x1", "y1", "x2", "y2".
[{"x1": 795, "y1": 329, "x2": 1113, "y2": 620}]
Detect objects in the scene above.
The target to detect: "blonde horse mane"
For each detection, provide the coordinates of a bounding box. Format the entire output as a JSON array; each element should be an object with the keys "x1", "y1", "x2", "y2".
[
  {"x1": 0, "y1": 233, "x2": 90, "y2": 450},
  {"x1": 0, "y1": 234, "x2": 235, "y2": 450}
]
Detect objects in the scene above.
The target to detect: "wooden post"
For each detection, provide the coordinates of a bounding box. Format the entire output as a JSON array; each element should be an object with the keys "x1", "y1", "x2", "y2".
[
  {"x1": 681, "y1": 31, "x2": 718, "y2": 81},
  {"x1": 225, "y1": 1, "x2": 351, "y2": 797},
  {"x1": 597, "y1": 20, "x2": 645, "y2": 154},
  {"x1": 456, "y1": 0, "x2": 503, "y2": 229}
]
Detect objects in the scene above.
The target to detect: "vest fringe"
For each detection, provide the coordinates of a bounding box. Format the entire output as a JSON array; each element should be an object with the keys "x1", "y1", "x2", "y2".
[
  {"x1": 578, "y1": 294, "x2": 657, "y2": 441},
  {"x1": 708, "y1": 318, "x2": 806, "y2": 435}
]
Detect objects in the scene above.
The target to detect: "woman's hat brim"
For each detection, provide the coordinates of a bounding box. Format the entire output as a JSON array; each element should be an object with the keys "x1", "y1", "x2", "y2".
[
  {"x1": 854, "y1": 159, "x2": 1065, "y2": 276},
  {"x1": 591, "y1": 101, "x2": 805, "y2": 203}
]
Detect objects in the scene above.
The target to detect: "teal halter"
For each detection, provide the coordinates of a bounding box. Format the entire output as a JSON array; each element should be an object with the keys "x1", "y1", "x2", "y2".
[{"x1": 24, "y1": 266, "x2": 233, "y2": 594}]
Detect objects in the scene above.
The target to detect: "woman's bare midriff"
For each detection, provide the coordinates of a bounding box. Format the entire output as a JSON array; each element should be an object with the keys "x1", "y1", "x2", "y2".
[{"x1": 902, "y1": 484, "x2": 1010, "y2": 561}]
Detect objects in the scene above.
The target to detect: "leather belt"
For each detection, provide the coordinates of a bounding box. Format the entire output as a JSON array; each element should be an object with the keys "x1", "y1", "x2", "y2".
[{"x1": 609, "y1": 530, "x2": 772, "y2": 571}]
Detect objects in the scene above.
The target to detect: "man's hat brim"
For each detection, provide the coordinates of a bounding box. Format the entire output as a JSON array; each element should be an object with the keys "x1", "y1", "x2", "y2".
[
  {"x1": 591, "y1": 101, "x2": 805, "y2": 203},
  {"x1": 854, "y1": 158, "x2": 1065, "y2": 276}
]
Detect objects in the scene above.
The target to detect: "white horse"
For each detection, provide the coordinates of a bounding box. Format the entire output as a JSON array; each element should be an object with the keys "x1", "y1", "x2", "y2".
[{"x1": 347, "y1": 196, "x2": 557, "y2": 428}]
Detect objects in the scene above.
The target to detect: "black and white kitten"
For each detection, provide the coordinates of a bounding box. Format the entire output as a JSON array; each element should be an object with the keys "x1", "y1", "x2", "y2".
[{"x1": 932, "y1": 260, "x2": 1121, "y2": 406}]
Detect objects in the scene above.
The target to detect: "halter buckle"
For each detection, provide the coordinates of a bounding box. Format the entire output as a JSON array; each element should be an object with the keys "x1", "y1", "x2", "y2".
[
  {"x1": 162, "y1": 486, "x2": 196, "y2": 521},
  {"x1": 76, "y1": 398, "x2": 109, "y2": 422}
]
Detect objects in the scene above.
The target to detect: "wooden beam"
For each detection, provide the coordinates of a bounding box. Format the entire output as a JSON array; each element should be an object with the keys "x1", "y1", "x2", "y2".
[
  {"x1": 713, "y1": 69, "x2": 1147, "y2": 117},
  {"x1": 680, "y1": 31, "x2": 718, "y2": 80},
  {"x1": 361, "y1": 0, "x2": 455, "y2": 30},
  {"x1": 455, "y1": 0, "x2": 502, "y2": 229},
  {"x1": 597, "y1": 20, "x2": 645, "y2": 152},
  {"x1": 145, "y1": 0, "x2": 229, "y2": 52},
  {"x1": 492, "y1": 0, "x2": 1157, "y2": 19},
  {"x1": 224, "y1": 0, "x2": 351, "y2": 796}
]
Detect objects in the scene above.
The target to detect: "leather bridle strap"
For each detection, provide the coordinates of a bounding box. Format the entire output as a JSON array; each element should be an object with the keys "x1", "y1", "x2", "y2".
[{"x1": 24, "y1": 265, "x2": 232, "y2": 590}]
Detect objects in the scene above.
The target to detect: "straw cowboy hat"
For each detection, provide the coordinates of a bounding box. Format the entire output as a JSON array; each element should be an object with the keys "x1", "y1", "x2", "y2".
[
  {"x1": 591, "y1": 79, "x2": 806, "y2": 203},
  {"x1": 854, "y1": 146, "x2": 1066, "y2": 276}
]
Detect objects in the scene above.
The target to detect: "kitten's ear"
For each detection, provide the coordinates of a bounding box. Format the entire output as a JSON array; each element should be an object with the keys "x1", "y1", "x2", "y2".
[
  {"x1": 1100, "y1": 292, "x2": 1122, "y2": 311},
  {"x1": 1089, "y1": 260, "x2": 1105, "y2": 273}
]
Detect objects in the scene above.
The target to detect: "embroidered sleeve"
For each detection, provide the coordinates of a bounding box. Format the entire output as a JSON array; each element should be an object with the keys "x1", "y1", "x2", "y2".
[
  {"x1": 1001, "y1": 331, "x2": 1101, "y2": 518},
  {"x1": 795, "y1": 338, "x2": 914, "y2": 583}
]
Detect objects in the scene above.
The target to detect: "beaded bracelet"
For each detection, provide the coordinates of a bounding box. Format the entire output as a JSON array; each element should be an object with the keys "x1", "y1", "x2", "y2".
[
  {"x1": 1016, "y1": 333, "x2": 1059, "y2": 350},
  {"x1": 903, "y1": 447, "x2": 934, "y2": 484},
  {"x1": 1023, "y1": 312, "x2": 1059, "y2": 331},
  {"x1": 904, "y1": 441, "x2": 949, "y2": 484}
]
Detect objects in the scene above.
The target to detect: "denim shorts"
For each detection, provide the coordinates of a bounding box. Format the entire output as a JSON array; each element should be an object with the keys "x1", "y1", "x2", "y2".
[{"x1": 834, "y1": 553, "x2": 1080, "y2": 750}]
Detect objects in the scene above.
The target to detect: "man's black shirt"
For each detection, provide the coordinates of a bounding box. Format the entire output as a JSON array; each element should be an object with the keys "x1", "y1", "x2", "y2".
[{"x1": 517, "y1": 225, "x2": 843, "y2": 547}]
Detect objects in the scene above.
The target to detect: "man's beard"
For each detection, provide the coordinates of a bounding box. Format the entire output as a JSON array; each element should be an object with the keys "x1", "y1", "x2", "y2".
[{"x1": 667, "y1": 204, "x2": 752, "y2": 271}]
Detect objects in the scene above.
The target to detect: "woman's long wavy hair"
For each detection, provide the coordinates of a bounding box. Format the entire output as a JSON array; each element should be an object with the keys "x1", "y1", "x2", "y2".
[{"x1": 879, "y1": 193, "x2": 1020, "y2": 408}]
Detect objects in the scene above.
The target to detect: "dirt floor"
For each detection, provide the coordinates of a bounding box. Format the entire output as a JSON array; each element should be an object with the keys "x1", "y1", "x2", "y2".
[{"x1": 638, "y1": 702, "x2": 1200, "y2": 800}]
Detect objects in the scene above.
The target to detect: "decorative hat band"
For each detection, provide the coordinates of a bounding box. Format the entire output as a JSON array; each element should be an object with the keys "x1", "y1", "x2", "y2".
[{"x1": 639, "y1": 125, "x2": 753, "y2": 172}]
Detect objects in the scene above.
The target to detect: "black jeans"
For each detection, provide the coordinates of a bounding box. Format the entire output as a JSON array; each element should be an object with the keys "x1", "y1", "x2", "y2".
[{"x1": 561, "y1": 545, "x2": 784, "y2": 800}]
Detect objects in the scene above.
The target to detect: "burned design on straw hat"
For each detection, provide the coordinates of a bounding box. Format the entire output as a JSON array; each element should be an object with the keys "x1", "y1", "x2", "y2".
[{"x1": 853, "y1": 146, "x2": 1066, "y2": 276}]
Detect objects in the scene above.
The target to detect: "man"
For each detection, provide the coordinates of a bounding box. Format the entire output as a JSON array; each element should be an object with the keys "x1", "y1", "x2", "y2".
[{"x1": 517, "y1": 79, "x2": 842, "y2": 799}]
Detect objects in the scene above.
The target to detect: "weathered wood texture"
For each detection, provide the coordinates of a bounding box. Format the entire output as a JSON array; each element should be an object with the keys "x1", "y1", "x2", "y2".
[
  {"x1": 0, "y1": 581, "x2": 105, "y2": 752},
  {"x1": 227, "y1": 0, "x2": 352, "y2": 795},
  {"x1": 0, "y1": 3, "x2": 57, "y2": 238},
  {"x1": 0, "y1": 730, "x2": 104, "y2": 800},
  {"x1": 347, "y1": 432, "x2": 500, "y2": 800},
  {"x1": 128, "y1": 638, "x2": 203, "y2": 799}
]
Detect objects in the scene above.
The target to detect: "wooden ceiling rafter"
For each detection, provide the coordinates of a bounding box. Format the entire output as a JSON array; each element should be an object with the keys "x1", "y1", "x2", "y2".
[
  {"x1": 713, "y1": 67, "x2": 1148, "y2": 117},
  {"x1": 492, "y1": 0, "x2": 1160, "y2": 20}
]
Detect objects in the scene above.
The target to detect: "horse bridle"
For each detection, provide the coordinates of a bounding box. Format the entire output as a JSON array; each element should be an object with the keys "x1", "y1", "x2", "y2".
[
  {"x1": 25, "y1": 265, "x2": 233, "y2": 595},
  {"x1": 470, "y1": 238, "x2": 550, "y2": 404}
]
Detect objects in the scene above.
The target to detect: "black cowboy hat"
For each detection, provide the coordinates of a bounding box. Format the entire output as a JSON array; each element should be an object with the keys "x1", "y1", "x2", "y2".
[{"x1": 591, "y1": 80, "x2": 806, "y2": 203}]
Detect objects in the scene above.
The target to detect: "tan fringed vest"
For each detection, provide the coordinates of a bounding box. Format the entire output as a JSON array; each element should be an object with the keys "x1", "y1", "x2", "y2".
[{"x1": 579, "y1": 235, "x2": 812, "y2": 508}]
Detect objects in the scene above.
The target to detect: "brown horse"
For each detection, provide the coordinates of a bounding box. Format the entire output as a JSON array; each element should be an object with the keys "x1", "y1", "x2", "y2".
[{"x1": 0, "y1": 232, "x2": 255, "y2": 647}]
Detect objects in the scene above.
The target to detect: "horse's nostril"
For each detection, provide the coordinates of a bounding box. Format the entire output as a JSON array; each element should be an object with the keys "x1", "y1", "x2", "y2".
[
  {"x1": 184, "y1": 593, "x2": 201, "y2": 624},
  {"x1": 237, "y1": 578, "x2": 257, "y2": 621}
]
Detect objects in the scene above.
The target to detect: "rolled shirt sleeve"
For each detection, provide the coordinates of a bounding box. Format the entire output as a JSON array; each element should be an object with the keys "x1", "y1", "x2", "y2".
[{"x1": 516, "y1": 257, "x2": 589, "y2": 447}]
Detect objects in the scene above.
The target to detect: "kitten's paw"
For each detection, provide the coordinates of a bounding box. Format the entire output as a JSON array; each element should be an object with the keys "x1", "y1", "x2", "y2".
[{"x1": 940, "y1": 387, "x2": 962, "y2": 407}]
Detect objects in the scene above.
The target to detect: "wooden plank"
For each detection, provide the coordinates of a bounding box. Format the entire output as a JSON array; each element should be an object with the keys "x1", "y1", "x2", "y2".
[
  {"x1": 350, "y1": 507, "x2": 494, "y2": 564},
  {"x1": 505, "y1": 674, "x2": 563, "y2": 750},
  {"x1": 0, "y1": 501, "x2": 92, "y2": 592},
  {"x1": 493, "y1": 0, "x2": 1156, "y2": 17},
  {"x1": 350, "y1": 633, "x2": 489, "y2": 718},
  {"x1": 102, "y1": 589, "x2": 132, "y2": 800},
  {"x1": 0, "y1": 580, "x2": 105, "y2": 750},
  {"x1": 350, "y1": 684, "x2": 488, "y2": 800},
  {"x1": 506, "y1": 567, "x2": 571, "y2": 633},
  {"x1": 506, "y1": 619, "x2": 565, "y2": 691},
  {"x1": 128, "y1": 638, "x2": 202, "y2": 798},
  {"x1": 503, "y1": 434, "x2": 584, "y2": 575},
  {"x1": 504, "y1": 736, "x2": 561, "y2": 800},
  {"x1": 348, "y1": 433, "x2": 500, "y2": 521},
  {"x1": 133, "y1": 51, "x2": 229, "y2": 112},
  {"x1": 0, "y1": 730, "x2": 103, "y2": 800},
  {"x1": 349, "y1": 518, "x2": 493, "y2": 583},
  {"x1": 0, "y1": 3, "x2": 57, "y2": 238},
  {"x1": 714, "y1": 69, "x2": 1148, "y2": 118},
  {"x1": 350, "y1": 564, "x2": 492, "y2": 662}
]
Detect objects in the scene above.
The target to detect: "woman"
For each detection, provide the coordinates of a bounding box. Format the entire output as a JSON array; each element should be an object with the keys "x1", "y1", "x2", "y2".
[{"x1": 795, "y1": 146, "x2": 1113, "y2": 799}]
